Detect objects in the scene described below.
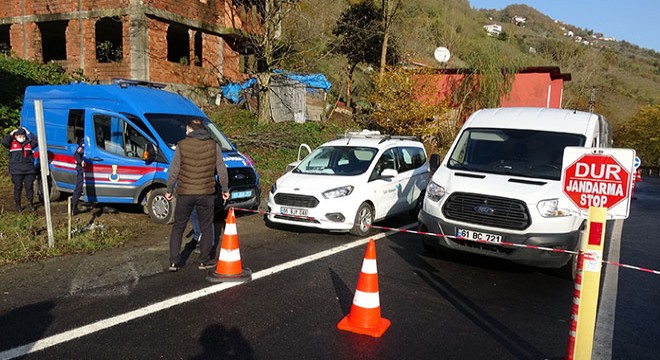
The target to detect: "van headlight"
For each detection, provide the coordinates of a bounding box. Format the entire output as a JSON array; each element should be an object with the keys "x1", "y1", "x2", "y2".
[
  {"x1": 537, "y1": 198, "x2": 569, "y2": 217},
  {"x1": 426, "y1": 181, "x2": 446, "y2": 202},
  {"x1": 323, "y1": 186, "x2": 354, "y2": 199}
]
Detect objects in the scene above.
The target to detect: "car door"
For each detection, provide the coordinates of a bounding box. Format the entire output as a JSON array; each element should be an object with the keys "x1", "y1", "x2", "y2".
[
  {"x1": 83, "y1": 109, "x2": 159, "y2": 203},
  {"x1": 368, "y1": 147, "x2": 403, "y2": 218},
  {"x1": 397, "y1": 146, "x2": 429, "y2": 211}
]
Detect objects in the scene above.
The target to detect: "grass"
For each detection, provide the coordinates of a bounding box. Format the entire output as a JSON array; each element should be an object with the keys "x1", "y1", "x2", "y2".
[{"x1": 0, "y1": 209, "x2": 132, "y2": 266}]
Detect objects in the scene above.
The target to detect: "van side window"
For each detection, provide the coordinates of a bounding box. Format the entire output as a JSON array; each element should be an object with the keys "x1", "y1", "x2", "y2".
[
  {"x1": 398, "y1": 147, "x2": 427, "y2": 173},
  {"x1": 93, "y1": 114, "x2": 149, "y2": 159},
  {"x1": 67, "y1": 109, "x2": 84, "y2": 144}
]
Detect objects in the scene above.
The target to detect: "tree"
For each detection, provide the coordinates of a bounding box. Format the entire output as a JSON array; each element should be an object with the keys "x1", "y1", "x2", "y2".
[
  {"x1": 614, "y1": 105, "x2": 660, "y2": 167},
  {"x1": 227, "y1": 0, "x2": 300, "y2": 124},
  {"x1": 379, "y1": 0, "x2": 402, "y2": 75},
  {"x1": 332, "y1": 0, "x2": 396, "y2": 107}
]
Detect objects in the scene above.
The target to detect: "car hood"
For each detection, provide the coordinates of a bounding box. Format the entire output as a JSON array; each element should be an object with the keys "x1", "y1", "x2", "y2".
[
  {"x1": 276, "y1": 172, "x2": 355, "y2": 194},
  {"x1": 435, "y1": 169, "x2": 561, "y2": 204}
]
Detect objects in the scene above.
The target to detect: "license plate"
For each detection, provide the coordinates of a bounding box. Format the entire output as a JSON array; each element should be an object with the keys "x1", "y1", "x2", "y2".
[
  {"x1": 231, "y1": 190, "x2": 252, "y2": 199},
  {"x1": 280, "y1": 207, "x2": 308, "y2": 216},
  {"x1": 457, "y1": 228, "x2": 502, "y2": 243}
]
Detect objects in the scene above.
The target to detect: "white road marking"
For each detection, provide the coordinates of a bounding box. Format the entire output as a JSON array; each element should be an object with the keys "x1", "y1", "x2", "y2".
[
  {"x1": 593, "y1": 219, "x2": 623, "y2": 359},
  {"x1": 0, "y1": 227, "x2": 411, "y2": 360}
]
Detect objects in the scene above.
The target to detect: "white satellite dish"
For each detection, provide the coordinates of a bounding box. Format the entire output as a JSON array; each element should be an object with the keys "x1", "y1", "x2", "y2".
[{"x1": 434, "y1": 46, "x2": 451, "y2": 63}]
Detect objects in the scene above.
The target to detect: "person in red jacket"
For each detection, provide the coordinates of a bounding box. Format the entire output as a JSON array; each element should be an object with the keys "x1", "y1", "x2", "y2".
[{"x1": 2, "y1": 127, "x2": 38, "y2": 212}]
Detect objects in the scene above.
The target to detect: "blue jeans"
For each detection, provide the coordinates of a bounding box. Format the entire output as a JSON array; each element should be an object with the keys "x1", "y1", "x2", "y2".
[{"x1": 190, "y1": 207, "x2": 216, "y2": 245}]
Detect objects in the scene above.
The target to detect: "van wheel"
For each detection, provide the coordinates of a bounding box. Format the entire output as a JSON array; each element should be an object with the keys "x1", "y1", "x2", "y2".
[
  {"x1": 147, "y1": 188, "x2": 175, "y2": 224},
  {"x1": 409, "y1": 190, "x2": 425, "y2": 220},
  {"x1": 35, "y1": 175, "x2": 60, "y2": 202},
  {"x1": 350, "y1": 202, "x2": 374, "y2": 237},
  {"x1": 555, "y1": 253, "x2": 578, "y2": 280}
]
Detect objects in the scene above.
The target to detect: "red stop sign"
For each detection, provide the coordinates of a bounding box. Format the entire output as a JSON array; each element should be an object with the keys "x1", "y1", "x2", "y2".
[{"x1": 562, "y1": 154, "x2": 630, "y2": 210}]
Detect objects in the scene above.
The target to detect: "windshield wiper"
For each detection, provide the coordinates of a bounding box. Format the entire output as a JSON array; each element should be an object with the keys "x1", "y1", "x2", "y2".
[{"x1": 449, "y1": 158, "x2": 469, "y2": 170}]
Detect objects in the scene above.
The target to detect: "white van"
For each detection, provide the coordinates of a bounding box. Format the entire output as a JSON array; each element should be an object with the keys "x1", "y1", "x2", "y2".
[{"x1": 418, "y1": 107, "x2": 612, "y2": 276}]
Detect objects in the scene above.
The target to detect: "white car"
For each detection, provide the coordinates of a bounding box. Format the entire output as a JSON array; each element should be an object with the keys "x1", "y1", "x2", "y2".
[{"x1": 266, "y1": 130, "x2": 430, "y2": 236}]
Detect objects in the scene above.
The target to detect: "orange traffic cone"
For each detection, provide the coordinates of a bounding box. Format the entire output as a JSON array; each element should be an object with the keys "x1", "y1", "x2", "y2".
[
  {"x1": 337, "y1": 238, "x2": 391, "y2": 337},
  {"x1": 206, "y1": 207, "x2": 252, "y2": 283}
]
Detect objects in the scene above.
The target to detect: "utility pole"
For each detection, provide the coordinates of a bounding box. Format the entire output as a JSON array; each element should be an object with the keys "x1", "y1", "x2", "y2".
[{"x1": 588, "y1": 87, "x2": 596, "y2": 113}]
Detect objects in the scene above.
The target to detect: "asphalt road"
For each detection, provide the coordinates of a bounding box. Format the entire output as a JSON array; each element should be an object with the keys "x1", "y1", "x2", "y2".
[{"x1": 1, "y1": 178, "x2": 658, "y2": 360}]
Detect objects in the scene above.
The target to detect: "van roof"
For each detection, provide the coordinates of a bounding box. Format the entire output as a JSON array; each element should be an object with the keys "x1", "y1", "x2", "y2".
[
  {"x1": 465, "y1": 107, "x2": 600, "y2": 135},
  {"x1": 23, "y1": 82, "x2": 204, "y2": 117}
]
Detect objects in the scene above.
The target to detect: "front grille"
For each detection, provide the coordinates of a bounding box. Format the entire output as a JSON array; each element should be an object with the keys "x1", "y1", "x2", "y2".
[
  {"x1": 442, "y1": 192, "x2": 530, "y2": 230},
  {"x1": 227, "y1": 167, "x2": 257, "y2": 187},
  {"x1": 274, "y1": 193, "x2": 320, "y2": 208}
]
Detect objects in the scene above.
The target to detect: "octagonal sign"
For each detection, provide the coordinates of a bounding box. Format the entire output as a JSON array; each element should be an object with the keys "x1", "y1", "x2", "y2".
[{"x1": 559, "y1": 147, "x2": 635, "y2": 219}]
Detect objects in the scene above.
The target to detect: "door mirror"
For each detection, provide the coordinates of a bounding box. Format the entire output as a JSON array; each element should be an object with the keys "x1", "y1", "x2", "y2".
[
  {"x1": 143, "y1": 143, "x2": 157, "y2": 163},
  {"x1": 381, "y1": 168, "x2": 398, "y2": 178},
  {"x1": 429, "y1": 154, "x2": 441, "y2": 174}
]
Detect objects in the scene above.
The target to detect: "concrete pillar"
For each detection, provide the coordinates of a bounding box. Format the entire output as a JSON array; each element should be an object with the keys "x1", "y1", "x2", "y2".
[{"x1": 129, "y1": 0, "x2": 149, "y2": 80}]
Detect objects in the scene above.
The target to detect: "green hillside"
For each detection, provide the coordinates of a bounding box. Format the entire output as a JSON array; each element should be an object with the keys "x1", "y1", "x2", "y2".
[{"x1": 283, "y1": 0, "x2": 659, "y2": 127}]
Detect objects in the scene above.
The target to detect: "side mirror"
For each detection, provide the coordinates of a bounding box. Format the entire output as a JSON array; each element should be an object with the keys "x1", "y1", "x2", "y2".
[
  {"x1": 143, "y1": 143, "x2": 157, "y2": 163},
  {"x1": 429, "y1": 154, "x2": 441, "y2": 174},
  {"x1": 381, "y1": 168, "x2": 398, "y2": 178}
]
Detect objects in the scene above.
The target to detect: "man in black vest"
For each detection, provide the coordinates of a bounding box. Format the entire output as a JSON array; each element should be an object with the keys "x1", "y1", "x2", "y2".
[
  {"x1": 2, "y1": 127, "x2": 38, "y2": 212},
  {"x1": 165, "y1": 119, "x2": 230, "y2": 272}
]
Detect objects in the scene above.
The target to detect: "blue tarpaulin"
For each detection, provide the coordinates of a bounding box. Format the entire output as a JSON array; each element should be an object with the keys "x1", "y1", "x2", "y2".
[
  {"x1": 221, "y1": 78, "x2": 257, "y2": 104},
  {"x1": 221, "y1": 72, "x2": 331, "y2": 104}
]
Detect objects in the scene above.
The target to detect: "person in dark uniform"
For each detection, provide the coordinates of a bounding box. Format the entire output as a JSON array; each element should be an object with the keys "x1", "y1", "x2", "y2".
[
  {"x1": 2, "y1": 127, "x2": 38, "y2": 212},
  {"x1": 72, "y1": 140, "x2": 85, "y2": 215}
]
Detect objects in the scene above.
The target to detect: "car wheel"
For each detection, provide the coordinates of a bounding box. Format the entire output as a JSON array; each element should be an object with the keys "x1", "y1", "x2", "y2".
[
  {"x1": 350, "y1": 202, "x2": 374, "y2": 237},
  {"x1": 147, "y1": 188, "x2": 175, "y2": 224}
]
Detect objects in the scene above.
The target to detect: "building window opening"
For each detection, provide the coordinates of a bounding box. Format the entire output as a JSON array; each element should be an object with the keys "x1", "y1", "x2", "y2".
[
  {"x1": 194, "y1": 31, "x2": 202, "y2": 67},
  {"x1": 167, "y1": 24, "x2": 190, "y2": 65},
  {"x1": 96, "y1": 17, "x2": 123, "y2": 63},
  {"x1": 0, "y1": 25, "x2": 10, "y2": 54},
  {"x1": 38, "y1": 21, "x2": 68, "y2": 62}
]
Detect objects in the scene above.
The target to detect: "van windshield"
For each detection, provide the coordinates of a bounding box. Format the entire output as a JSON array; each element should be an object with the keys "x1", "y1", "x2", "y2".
[
  {"x1": 447, "y1": 128, "x2": 585, "y2": 180},
  {"x1": 144, "y1": 114, "x2": 234, "y2": 151},
  {"x1": 294, "y1": 146, "x2": 377, "y2": 175}
]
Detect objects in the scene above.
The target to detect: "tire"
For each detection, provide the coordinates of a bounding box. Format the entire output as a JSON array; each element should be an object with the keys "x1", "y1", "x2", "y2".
[
  {"x1": 35, "y1": 175, "x2": 61, "y2": 202},
  {"x1": 146, "y1": 188, "x2": 175, "y2": 224},
  {"x1": 409, "y1": 190, "x2": 425, "y2": 221},
  {"x1": 555, "y1": 253, "x2": 578, "y2": 280},
  {"x1": 350, "y1": 202, "x2": 374, "y2": 237}
]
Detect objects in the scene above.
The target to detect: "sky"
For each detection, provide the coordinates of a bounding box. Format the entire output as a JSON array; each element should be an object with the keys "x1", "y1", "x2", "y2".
[{"x1": 469, "y1": 0, "x2": 659, "y2": 52}]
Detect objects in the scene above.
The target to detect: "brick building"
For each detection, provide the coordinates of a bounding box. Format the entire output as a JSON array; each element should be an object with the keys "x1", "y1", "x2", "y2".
[{"x1": 0, "y1": 0, "x2": 258, "y2": 88}]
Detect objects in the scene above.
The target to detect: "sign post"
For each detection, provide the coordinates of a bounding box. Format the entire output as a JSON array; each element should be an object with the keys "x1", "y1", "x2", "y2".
[{"x1": 560, "y1": 147, "x2": 635, "y2": 359}]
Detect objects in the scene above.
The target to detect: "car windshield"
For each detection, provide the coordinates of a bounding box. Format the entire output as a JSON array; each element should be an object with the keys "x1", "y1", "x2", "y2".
[
  {"x1": 447, "y1": 128, "x2": 585, "y2": 180},
  {"x1": 144, "y1": 113, "x2": 234, "y2": 151},
  {"x1": 294, "y1": 146, "x2": 377, "y2": 175}
]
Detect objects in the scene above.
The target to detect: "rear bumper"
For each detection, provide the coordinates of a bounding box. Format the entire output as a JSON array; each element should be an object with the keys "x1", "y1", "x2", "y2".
[{"x1": 418, "y1": 209, "x2": 580, "y2": 269}]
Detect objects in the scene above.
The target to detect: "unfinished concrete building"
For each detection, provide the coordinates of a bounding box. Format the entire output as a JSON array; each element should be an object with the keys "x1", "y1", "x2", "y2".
[{"x1": 0, "y1": 0, "x2": 259, "y2": 89}]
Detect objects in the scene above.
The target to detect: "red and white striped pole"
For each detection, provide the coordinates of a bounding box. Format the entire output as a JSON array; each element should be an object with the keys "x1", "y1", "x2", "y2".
[{"x1": 566, "y1": 251, "x2": 585, "y2": 360}]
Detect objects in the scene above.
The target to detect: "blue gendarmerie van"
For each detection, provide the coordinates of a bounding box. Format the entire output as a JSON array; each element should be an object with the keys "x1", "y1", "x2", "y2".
[{"x1": 20, "y1": 79, "x2": 260, "y2": 223}]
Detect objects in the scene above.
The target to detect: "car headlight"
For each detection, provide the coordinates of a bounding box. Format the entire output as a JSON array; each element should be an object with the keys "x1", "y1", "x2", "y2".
[
  {"x1": 270, "y1": 183, "x2": 277, "y2": 194},
  {"x1": 537, "y1": 198, "x2": 569, "y2": 217},
  {"x1": 426, "y1": 181, "x2": 446, "y2": 202},
  {"x1": 323, "y1": 186, "x2": 354, "y2": 199}
]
